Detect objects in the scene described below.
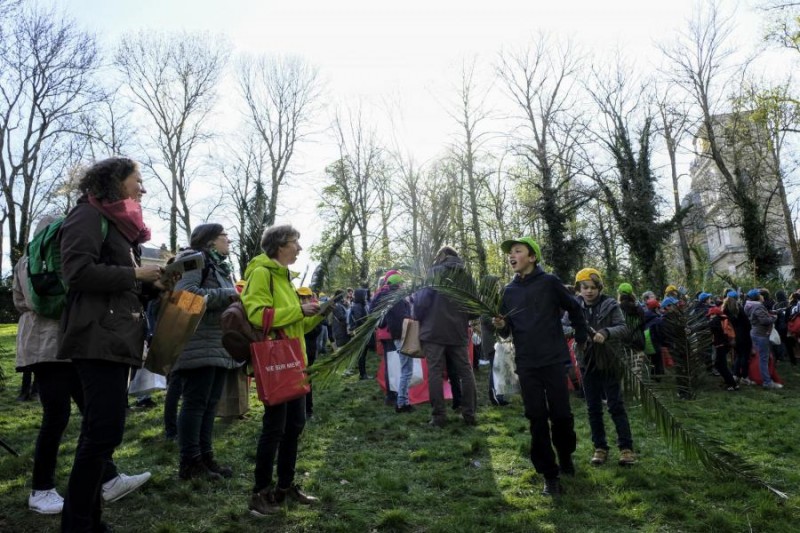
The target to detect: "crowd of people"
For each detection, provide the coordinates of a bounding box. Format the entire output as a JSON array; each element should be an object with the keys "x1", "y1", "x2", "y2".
[{"x1": 10, "y1": 157, "x2": 796, "y2": 530}]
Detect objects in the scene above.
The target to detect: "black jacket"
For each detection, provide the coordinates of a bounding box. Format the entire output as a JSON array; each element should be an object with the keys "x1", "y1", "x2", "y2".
[
  {"x1": 58, "y1": 199, "x2": 157, "y2": 366},
  {"x1": 379, "y1": 286, "x2": 410, "y2": 340},
  {"x1": 349, "y1": 288, "x2": 369, "y2": 331},
  {"x1": 498, "y1": 265, "x2": 587, "y2": 369}
]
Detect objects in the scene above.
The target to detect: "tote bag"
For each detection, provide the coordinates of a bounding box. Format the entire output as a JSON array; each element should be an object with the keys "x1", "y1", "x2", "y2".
[
  {"x1": 250, "y1": 308, "x2": 311, "y2": 406},
  {"x1": 146, "y1": 290, "x2": 207, "y2": 375},
  {"x1": 399, "y1": 318, "x2": 423, "y2": 357}
]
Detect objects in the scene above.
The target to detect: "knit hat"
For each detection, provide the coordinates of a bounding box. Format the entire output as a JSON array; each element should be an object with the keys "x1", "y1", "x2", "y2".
[
  {"x1": 726, "y1": 290, "x2": 738, "y2": 299},
  {"x1": 575, "y1": 268, "x2": 603, "y2": 286},
  {"x1": 297, "y1": 286, "x2": 313, "y2": 297},
  {"x1": 190, "y1": 223, "x2": 224, "y2": 250},
  {"x1": 500, "y1": 236, "x2": 541, "y2": 261},
  {"x1": 618, "y1": 282, "x2": 634, "y2": 295},
  {"x1": 646, "y1": 299, "x2": 660, "y2": 310},
  {"x1": 707, "y1": 306, "x2": 723, "y2": 317},
  {"x1": 661, "y1": 296, "x2": 679, "y2": 308},
  {"x1": 386, "y1": 274, "x2": 403, "y2": 286},
  {"x1": 698, "y1": 292, "x2": 712, "y2": 302},
  {"x1": 746, "y1": 288, "x2": 761, "y2": 300}
]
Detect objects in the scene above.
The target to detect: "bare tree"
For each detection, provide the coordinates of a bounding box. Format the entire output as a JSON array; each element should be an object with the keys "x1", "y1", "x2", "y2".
[
  {"x1": 330, "y1": 107, "x2": 385, "y2": 286},
  {"x1": 0, "y1": 5, "x2": 99, "y2": 267},
  {"x1": 115, "y1": 31, "x2": 229, "y2": 252},
  {"x1": 498, "y1": 35, "x2": 589, "y2": 280},
  {"x1": 445, "y1": 58, "x2": 494, "y2": 278},
  {"x1": 660, "y1": 1, "x2": 781, "y2": 278},
  {"x1": 238, "y1": 55, "x2": 321, "y2": 227}
]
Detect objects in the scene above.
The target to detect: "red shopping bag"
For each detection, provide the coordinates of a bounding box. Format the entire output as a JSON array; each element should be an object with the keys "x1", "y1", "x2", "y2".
[{"x1": 250, "y1": 309, "x2": 310, "y2": 406}]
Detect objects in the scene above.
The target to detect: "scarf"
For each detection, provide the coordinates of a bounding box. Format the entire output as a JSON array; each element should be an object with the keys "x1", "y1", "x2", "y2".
[
  {"x1": 207, "y1": 248, "x2": 232, "y2": 278},
  {"x1": 88, "y1": 195, "x2": 151, "y2": 244}
]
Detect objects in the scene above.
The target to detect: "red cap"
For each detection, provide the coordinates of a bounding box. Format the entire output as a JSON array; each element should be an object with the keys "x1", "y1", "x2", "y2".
[{"x1": 646, "y1": 299, "x2": 660, "y2": 310}]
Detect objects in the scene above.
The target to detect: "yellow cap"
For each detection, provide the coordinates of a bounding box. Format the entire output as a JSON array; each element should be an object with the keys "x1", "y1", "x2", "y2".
[
  {"x1": 575, "y1": 268, "x2": 603, "y2": 285},
  {"x1": 296, "y1": 286, "x2": 313, "y2": 297}
]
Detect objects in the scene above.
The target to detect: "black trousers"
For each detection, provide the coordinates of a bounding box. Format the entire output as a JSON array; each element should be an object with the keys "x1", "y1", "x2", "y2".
[
  {"x1": 32, "y1": 363, "x2": 117, "y2": 491},
  {"x1": 253, "y1": 396, "x2": 306, "y2": 492},
  {"x1": 517, "y1": 363, "x2": 576, "y2": 480},
  {"x1": 61, "y1": 360, "x2": 129, "y2": 533}
]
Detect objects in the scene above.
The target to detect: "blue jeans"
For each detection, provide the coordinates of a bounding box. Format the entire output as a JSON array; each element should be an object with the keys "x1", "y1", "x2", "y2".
[
  {"x1": 751, "y1": 333, "x2": 773, "y2": 386},
  {"x1": 581, "y1": 368, "x2": 633, "y2": 451},
  {"x1": 396, "y1": 340, "x2": 413, "y2": 407}
]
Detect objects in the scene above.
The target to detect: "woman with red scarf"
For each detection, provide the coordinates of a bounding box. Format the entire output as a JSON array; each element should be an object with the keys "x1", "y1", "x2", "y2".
[{"x1": 58, "y1": 157, "x2": 166, "y2": 532}]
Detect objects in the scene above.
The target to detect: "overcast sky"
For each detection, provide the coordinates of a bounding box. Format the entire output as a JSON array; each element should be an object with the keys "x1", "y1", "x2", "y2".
[{"x1": 40, "y1": 0, "x2": 783, "y2": 279}]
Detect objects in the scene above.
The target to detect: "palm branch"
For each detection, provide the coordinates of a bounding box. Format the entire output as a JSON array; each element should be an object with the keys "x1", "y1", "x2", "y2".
[
  {"x1": 306, "y1": 281, "x2": 418, "y2": 387},
  {"x1": 619, "y1": 304, "x2": 788, "y2": 499},
  {"x1": 307, "y1": 270, "x2": 503, "y2": 387}
]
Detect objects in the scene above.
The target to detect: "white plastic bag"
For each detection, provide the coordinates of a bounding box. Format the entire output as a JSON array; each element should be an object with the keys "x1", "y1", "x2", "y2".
[
  {"x1": 386, "y1": 349, "x2": 423, "y2": 391},
  {"x1": 492, "y1": 339, "x2": 520, "y2": 397},
  {"x1": 129, "y1": 367, "x2": 167, "y2": 396},
  {"x1": 769, "y1": 327, "x2": 781, "y2": 346}
]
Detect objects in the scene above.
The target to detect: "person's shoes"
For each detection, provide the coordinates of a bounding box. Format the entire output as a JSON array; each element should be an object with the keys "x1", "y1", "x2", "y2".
[
  {"x1": 541, "y1": 478, "x2": 563, "y2": 496},
  {"x1": 725, "y1": 384, "x2": 740, "y2": 391},
  {"x1": 559, "y1": 456, "x2": 575, "y2": 476},
  {"x1": 202, "y1": 452, "x2": 233, "y2": 478},
  {"x1": 359, "y1": 374, "x2": 372, "y2": 380},
  {"x1": 463, "y1": 416, "x2": 477, "y2": 426},
  {"x1": 276, "y1": 484, "x2": 318, "y2": 505},
  {"x1": 16, "y1": 391, "x2": 31, "y2": 402},
  {"x1": 179, "y1": 456, "x2": 223, "y2": 481},
  {"x1": 134, "y1": 397, "x2": 157, "y2": 409},
  {"x1": 384, "y1": 393, "x2": 398, "y2": 406},
  {"x1": 28, "y1": 488, "x2": 64, "y2": 514},
  {"x1": 591, "y1": 448, "x2": 608, "y2": 465},
  {"x1": 428, "y1": 418, "x2": 446, "y2": 428},
  {"x1": 451, "y1": 402, "x2": 462, "y2": 412},
  {"x1": 740, "y1": 377, "x2": 754, "y2": 385},
  {"x1": 618, "y1": 449, "x2": 637, "y2": 466},
  {"x1": 102, "y1": 472, "x2": 151, "y2": 502},
  {"x1": 763, "y1": 382, "x2": 784, "y2": 389},
  {"x1": 248, "y1": 487, "x2": 282, "y2": 516},
  {"x1": 395, "y1": 405, "x2": 415, "y2": 413}
]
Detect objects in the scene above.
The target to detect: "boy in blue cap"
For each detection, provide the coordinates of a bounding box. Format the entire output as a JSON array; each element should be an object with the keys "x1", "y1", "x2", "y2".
[{"x1": 492, "y1": 237, "x2": 588, "y2": 496}]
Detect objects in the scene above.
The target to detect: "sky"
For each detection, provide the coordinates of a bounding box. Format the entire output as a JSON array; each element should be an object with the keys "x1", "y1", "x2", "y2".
[{"x1": 38, "y1": 0, "x2": 786, "y2": 279}]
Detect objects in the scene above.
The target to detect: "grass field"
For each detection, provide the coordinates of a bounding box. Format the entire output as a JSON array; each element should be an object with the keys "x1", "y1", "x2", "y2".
[{"x1": 1, "y1": 322, "x2": 798, "y2": 532}]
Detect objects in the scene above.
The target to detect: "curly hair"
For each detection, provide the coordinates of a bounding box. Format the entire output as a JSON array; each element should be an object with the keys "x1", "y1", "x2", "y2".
[
  {"x1": 78, "y1": 157, "x2": 138, "y2": 201},
  {"x1": 261, "y1": 224, "x2": 300, "y2": 259}
]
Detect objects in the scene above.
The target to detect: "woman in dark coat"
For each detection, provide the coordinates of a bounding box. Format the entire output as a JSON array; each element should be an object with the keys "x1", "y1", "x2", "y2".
[
  {"x1": 59, "y1": 157, "x2": 167, "y2": 532},
  {"x1": 171, "y1": 223, "x2": 240, "y2": 480}
]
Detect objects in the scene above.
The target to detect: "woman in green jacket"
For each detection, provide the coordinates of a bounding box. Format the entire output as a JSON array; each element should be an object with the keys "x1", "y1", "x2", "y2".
[{"x1": 242, "y1": 224, "x2": 325, "y2": 516}]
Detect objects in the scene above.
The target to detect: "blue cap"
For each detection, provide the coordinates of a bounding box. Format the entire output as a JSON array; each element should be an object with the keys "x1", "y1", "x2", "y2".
[
  {"x1": 698, "y1": 292, "x2": 712, "y2": 302},
  {"x1": 726, "y1": 291, "x2": 738, "y2": 298},
  {"x1": 747, "y1": 289, "x2": 761, "y2": 299},
  {"x1": 661, "y1": 296, "x2": 679, "y2": 308}
]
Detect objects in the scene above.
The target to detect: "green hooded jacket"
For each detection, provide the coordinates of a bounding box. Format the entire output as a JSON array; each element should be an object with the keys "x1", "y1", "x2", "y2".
[{"x1": 242, "y1": 253, "x2": 324, "y2": 364}]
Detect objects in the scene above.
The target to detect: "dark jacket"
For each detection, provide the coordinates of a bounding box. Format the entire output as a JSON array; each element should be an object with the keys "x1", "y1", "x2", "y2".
[
  {"x1": 58, "y1": 200, "x2": 156, "y2": 366},
  {"x1": 172, "y1": 249, "x2": 239, "y2": 371},
  {"x1": 498, "y1": 265, "x2": 587, "y2": 369},
  {"x1": 349, "y1": 288, "x2": 369, "y2": 331},
  {"x1": 414, "y1": 255, "x2": 471, "y2": 345},
  {"x1": 575, "y1": 294, "x2": 628, "y2": 369},
  {"x1": 332, "y1": 300, "x2": 351, "y2": 346},
  {"x1": 619, "y1": 299, "x2": 646, "y2": 350},
  {"x1": 379, "y1": 286, "x2": 410, "y2": 340}
]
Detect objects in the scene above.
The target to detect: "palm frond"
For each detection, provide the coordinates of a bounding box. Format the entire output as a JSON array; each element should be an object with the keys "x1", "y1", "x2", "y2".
[
  {"x1": 621, "y1": 345, "x2": 788, "y2": 500},
  {"x1": 423, "y1": 271, "x2": 503, "y2": 318},
  {"x1": 660, "y1": 302, "x2": 711, "y2": 399},
  {"x1": 306, "y1": 282, "x2": 417, "y2": 387}
]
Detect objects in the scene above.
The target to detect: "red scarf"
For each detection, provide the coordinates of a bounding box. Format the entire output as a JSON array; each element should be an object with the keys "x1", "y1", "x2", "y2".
[{"x1": 88, "y1": 195, "x2": 152, "y2": 244}]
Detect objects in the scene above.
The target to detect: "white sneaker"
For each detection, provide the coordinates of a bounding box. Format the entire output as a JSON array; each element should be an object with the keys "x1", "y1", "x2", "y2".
[
  {"x1": 740, "y1": 377, "x2": 754, "y2": 386},
  {"x1": 102, "y1": 472, "x2": 151, "y2": 503},
  {"x1": 29, "y1": 488, "x2": 64, "y2": 514},
  {"x1": 763, "y1": 382, "x2": 784, "y2": 390}
]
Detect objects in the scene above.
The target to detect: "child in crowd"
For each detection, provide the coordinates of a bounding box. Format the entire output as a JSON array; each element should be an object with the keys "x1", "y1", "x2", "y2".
[
  {"x1": 492, "y1": 237, "x2": 587, "y2": 496},
  {"x1": 574, "y1": 269, "x2": 636, "y2": 467}
]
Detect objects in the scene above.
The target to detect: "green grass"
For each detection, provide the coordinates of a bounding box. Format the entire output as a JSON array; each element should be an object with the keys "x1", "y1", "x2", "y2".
[{"x1": 1, "y1": 321, "x2": 799, "y2": 532}]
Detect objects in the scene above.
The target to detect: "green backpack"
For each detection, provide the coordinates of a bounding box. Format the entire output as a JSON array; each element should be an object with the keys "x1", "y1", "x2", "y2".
[{"x1": 26, "y1": 216, "x2": 108, "y2": 319}]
